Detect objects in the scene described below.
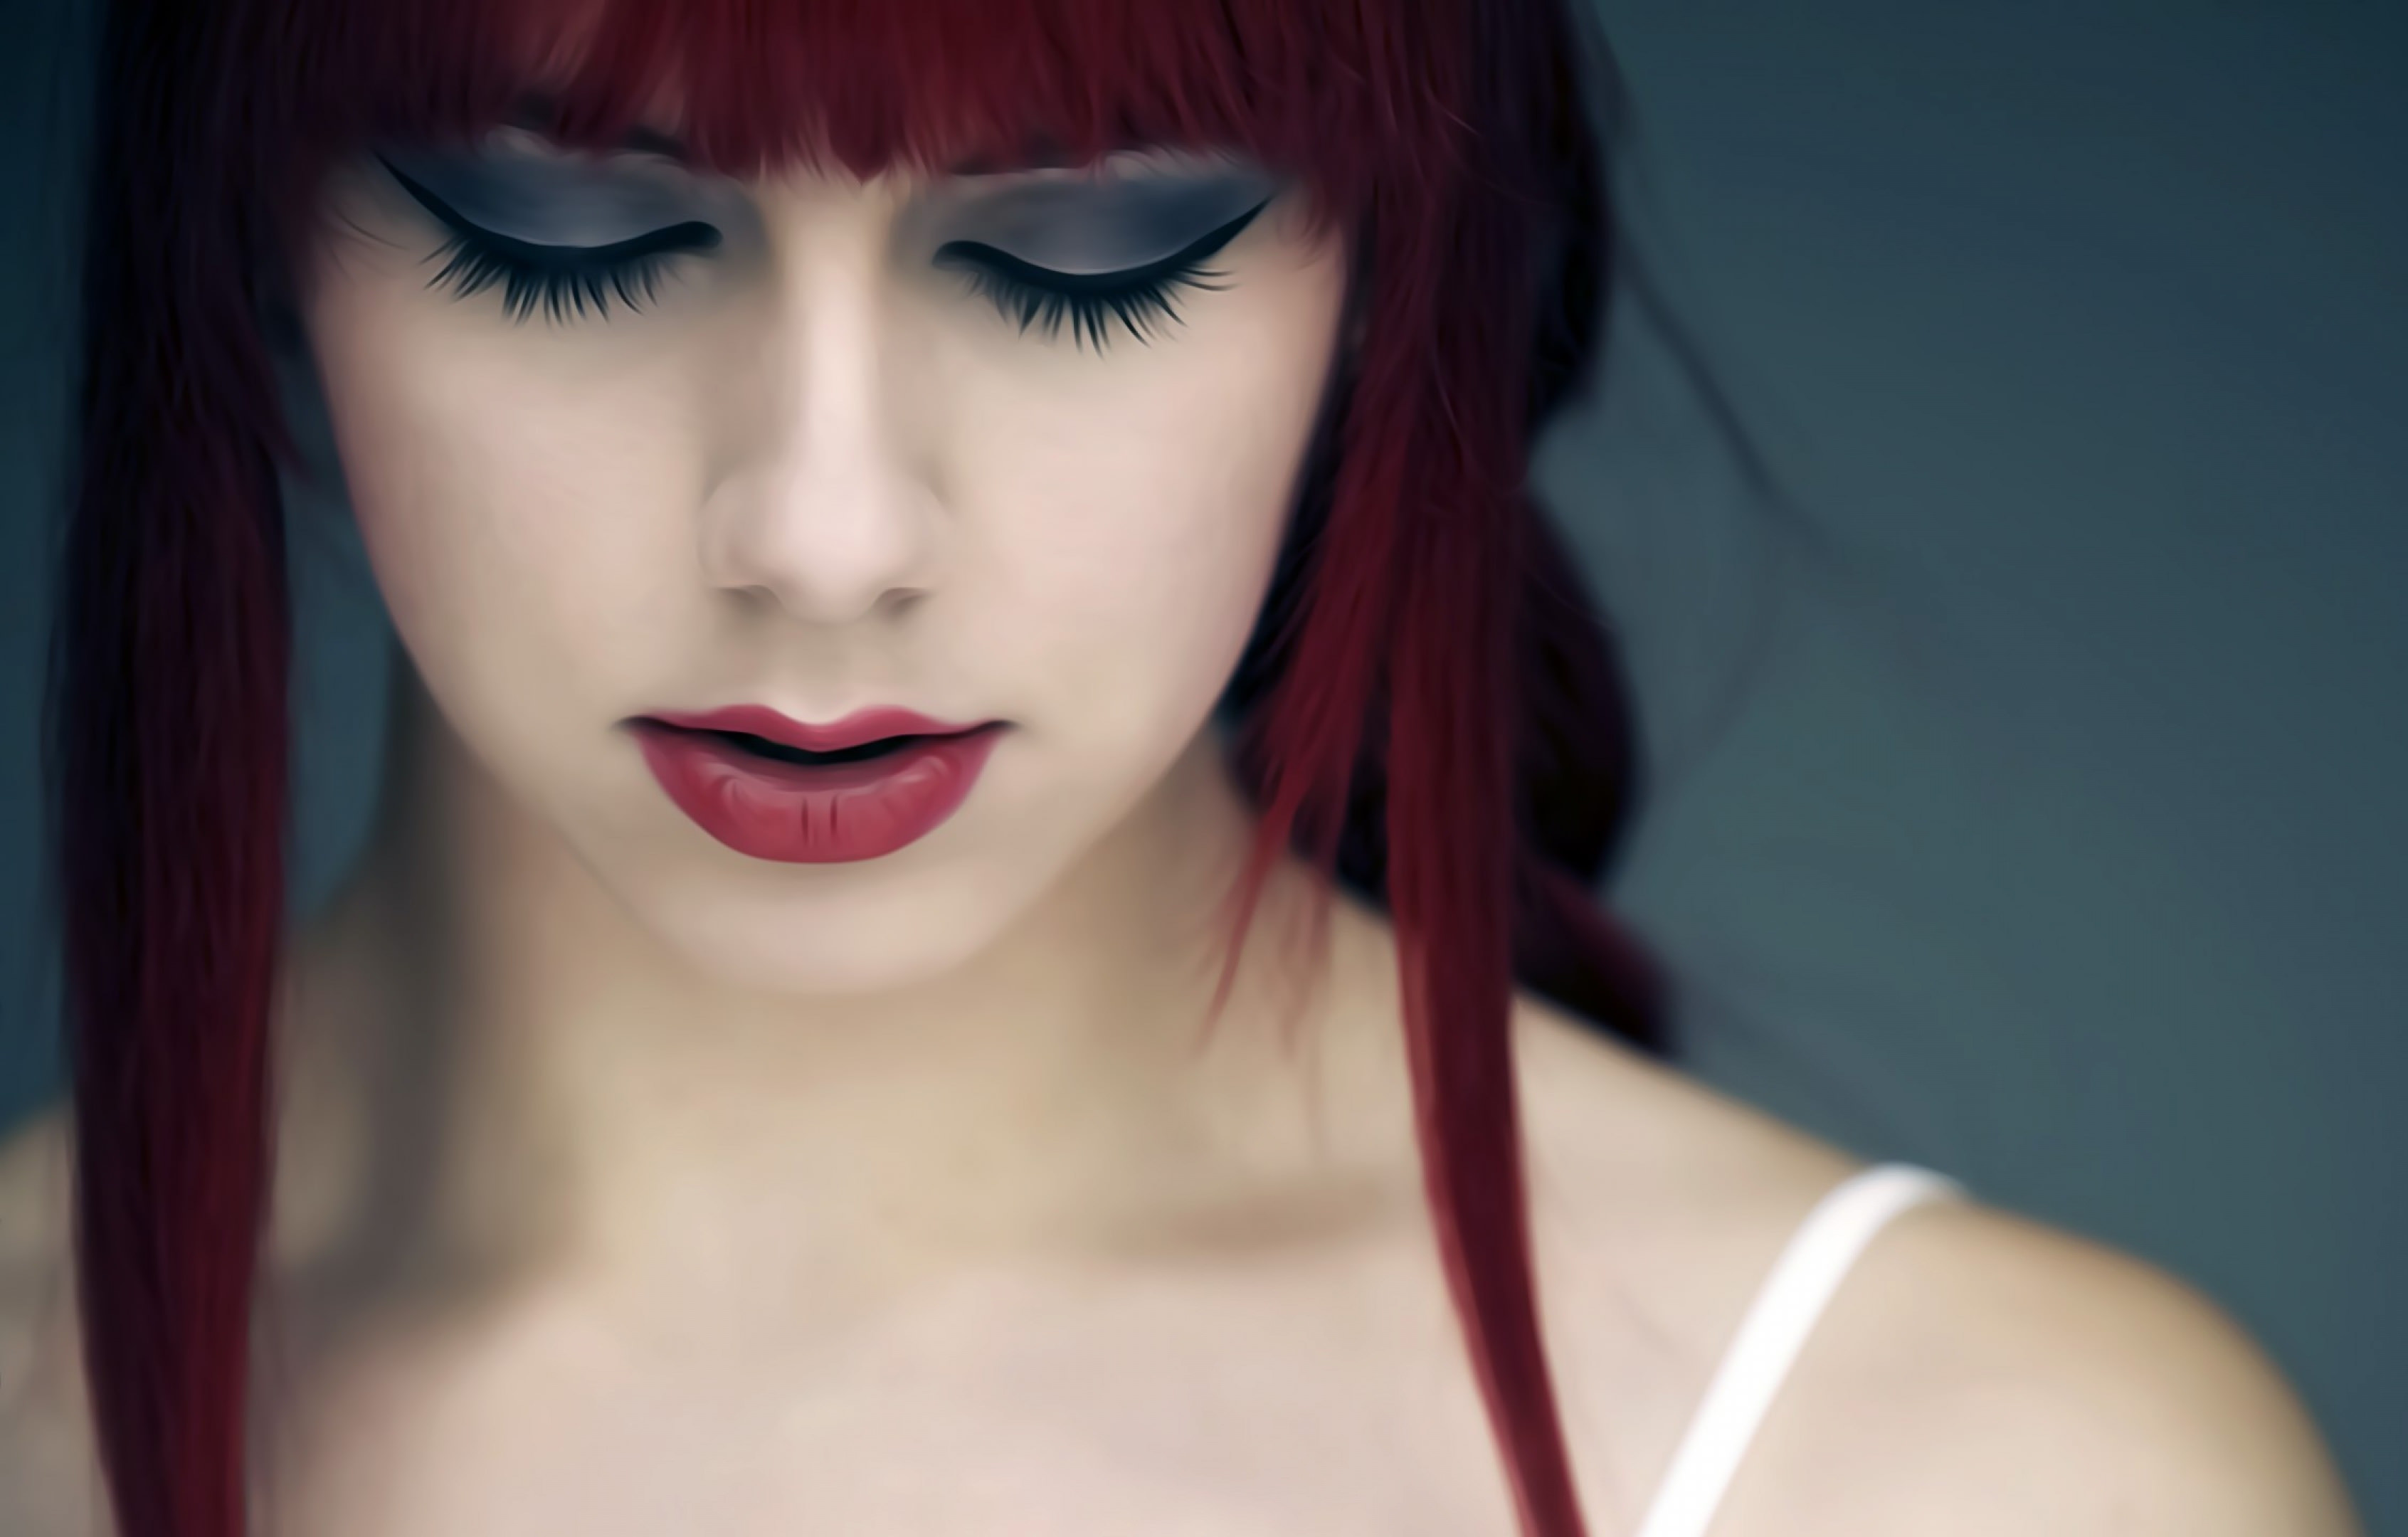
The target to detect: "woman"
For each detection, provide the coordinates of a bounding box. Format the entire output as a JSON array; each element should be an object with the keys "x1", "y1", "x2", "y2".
[{"x1": 0, "y1": 0, "x2": 2363, "y2": 1531}]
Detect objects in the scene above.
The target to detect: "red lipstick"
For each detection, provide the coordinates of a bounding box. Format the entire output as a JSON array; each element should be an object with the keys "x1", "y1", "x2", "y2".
[
  {"x1": 629, "y1": 706, "x2": 1006, "y2": 864},
  {"x1": 645, "y1": 704, "x2": 993, "y2": 752}
]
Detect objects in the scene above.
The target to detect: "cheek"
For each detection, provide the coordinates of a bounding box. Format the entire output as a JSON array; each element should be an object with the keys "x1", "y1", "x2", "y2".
[
  {"x1": 944, "y1": 262, "x2": 1345, "y2": 754},
  {"x1": 302, "y1": 280, "x2": 698, "y2": 726}
]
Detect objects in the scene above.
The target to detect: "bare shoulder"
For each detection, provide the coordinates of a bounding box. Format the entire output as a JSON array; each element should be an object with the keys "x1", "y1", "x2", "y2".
[
  {"x1": 1507, "y1": 1002, "x2": 2363, "y2": 1537},
  {"x1": 0, "y1": 1103, "x2": 100, "y2": 1537},
  {"x1": 1733, "y1": 1186, "x2": 2368, "y2": 1537}
]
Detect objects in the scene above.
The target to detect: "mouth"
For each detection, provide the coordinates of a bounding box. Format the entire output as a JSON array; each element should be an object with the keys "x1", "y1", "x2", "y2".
[
  {"x1": 628, "y1": 716, "x2": 1009, "y2": 865},
  {"x1": 637, "y1": 702, "x2": 998, "y2": 754},
  {"x1": 686, "y1": 727, "x2": 950, "y2": 768}
]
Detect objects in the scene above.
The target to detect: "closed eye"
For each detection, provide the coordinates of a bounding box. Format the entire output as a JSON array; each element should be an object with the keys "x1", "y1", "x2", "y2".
[
  {"x1": 378, "y1": 154, "x2": 722, "y2": 324},
  {"x1": 933, "y1": 196, "x2": 1272, "y2": 353}
]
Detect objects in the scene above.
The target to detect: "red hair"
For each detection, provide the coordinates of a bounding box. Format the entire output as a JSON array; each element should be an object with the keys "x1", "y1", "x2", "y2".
[{"x1": 48, "y1": 0, "x2": 1674, "y2": 1531}]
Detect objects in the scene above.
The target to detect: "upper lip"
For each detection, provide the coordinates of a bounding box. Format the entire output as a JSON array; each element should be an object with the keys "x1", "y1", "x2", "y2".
[{"x1": 638, "y1": 704, "x2": 996, "y2": 753}]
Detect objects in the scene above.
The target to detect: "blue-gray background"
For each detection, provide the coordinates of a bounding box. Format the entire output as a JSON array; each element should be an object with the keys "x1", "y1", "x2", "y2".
[{"x1": 3, "y1": 0, "x2": 2400, "y2": 1523}]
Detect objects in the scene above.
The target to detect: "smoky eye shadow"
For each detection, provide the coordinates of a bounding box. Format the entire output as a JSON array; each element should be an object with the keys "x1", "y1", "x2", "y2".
[
  {"x1": 931, "y1": 170, "x2": 1287, "y2": 275},
  {"x1": 374, "y1": 140, "x2": 731, "y2": 249}
]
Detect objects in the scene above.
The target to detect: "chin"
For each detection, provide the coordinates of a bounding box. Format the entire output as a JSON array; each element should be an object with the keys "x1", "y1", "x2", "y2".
[{"x1": 613, "y1": 845, "x2": 1055, "y2": 1000}]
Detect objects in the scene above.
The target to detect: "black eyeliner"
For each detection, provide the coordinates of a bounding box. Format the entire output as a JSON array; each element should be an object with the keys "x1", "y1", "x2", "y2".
[
  {"x1": 375, "y1": 153, "x2": 722, "y2": 268},
  {"x1": 932, "y1": 194, "x2": 1272, "y2": 292}
]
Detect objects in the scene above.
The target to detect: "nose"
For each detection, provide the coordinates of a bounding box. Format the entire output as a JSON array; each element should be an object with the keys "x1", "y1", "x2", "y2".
[{"x1": 697, "y1": 228, "x2": 941, "y2": 626}]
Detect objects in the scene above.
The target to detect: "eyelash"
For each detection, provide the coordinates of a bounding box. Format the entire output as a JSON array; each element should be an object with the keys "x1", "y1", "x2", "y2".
[
  {"x1": 424, "y1": 228, "x2": 713, "y2": 325},
  {"x1": 928, "y1": 198, "x2": 1269, "y2": 354},
  {"x1": 939, "y1": 258, "x2": 1229, "y2": 354},
  {"x1": 433, "y1": 233, "x2": 1228, "y2": 351},
  {"x1": 383, "y1": 157, "x2": 1270, "y2": 352}
]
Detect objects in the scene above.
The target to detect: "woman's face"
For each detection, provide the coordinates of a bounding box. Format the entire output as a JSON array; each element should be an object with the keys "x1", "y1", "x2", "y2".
[{"x1": 292, "y1": 125, "x2": 1350, "y2": 993}]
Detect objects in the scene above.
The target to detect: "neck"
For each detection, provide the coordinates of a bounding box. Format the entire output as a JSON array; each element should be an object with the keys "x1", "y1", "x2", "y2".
[{"x1": 267, "y1": 663, "x2": 1422, "y2": 1346}]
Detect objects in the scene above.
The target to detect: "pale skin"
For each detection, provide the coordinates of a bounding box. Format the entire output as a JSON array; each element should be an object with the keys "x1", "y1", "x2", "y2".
[{"x1": 0, "y1": 120, "x2": 2365, "y2": 1536}]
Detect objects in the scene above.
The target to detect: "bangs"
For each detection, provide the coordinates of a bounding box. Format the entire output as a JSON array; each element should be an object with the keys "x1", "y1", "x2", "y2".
[{"x1": 268, "y1": 0, "x2": 1456, "y2": 234}]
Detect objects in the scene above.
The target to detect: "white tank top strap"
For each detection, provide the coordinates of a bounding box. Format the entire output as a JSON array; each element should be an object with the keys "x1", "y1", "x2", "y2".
[{"x1": 1630, "y1": 1161, "x2": 1968, "y2": 1537}]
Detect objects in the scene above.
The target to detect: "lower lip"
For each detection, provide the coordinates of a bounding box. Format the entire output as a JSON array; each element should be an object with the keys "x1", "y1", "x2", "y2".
[{"x1": 630, "y1": 722, "x2": 1006, "y2": 864}]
